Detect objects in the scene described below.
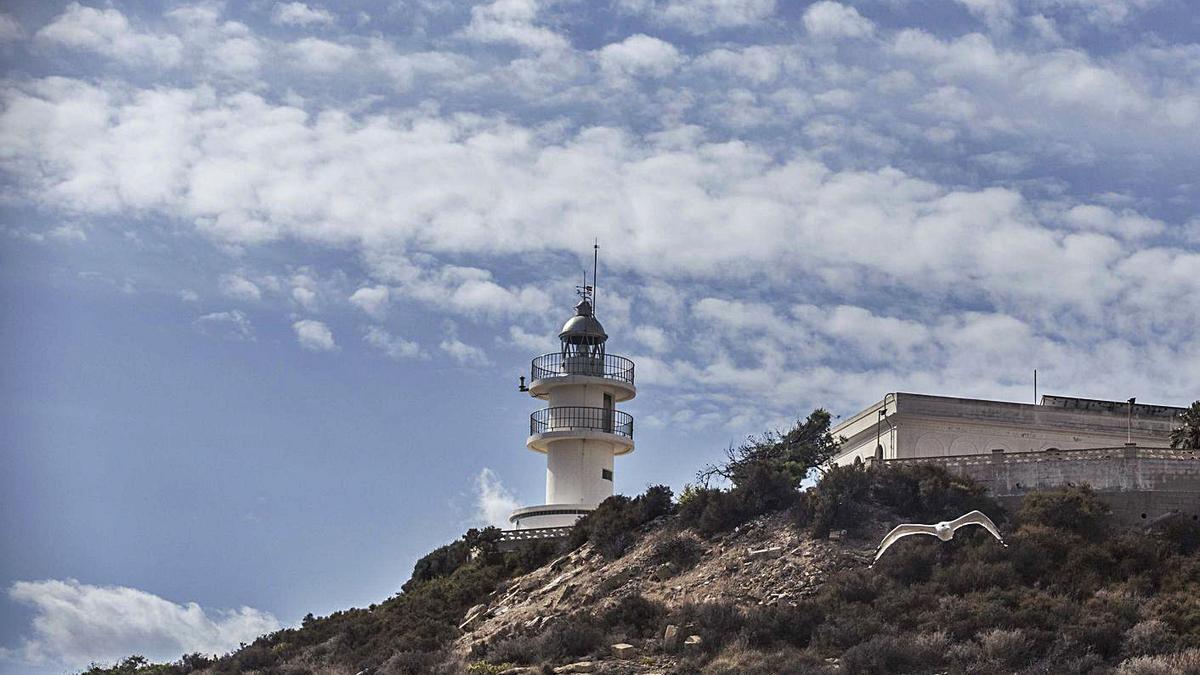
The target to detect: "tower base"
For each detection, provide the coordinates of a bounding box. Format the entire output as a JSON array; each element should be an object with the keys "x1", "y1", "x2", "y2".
[{"x1": 509, "y1": 503, "x2": 594, "y2": 529}]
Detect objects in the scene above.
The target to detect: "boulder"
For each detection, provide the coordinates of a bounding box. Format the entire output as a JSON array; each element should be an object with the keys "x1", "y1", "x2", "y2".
[
  {"x1": 553, "y1": 662, "x2": 596, "y2": 674},
  {"x1": 683, "y1": 635, "x2": 703, "y2": 653},
  {"x1": 458, "y1": 603, "x2": 488, "y2": 631},
  {"x1": 662, "y1": 624, "x2": 680, "y2": 649},
  {"x1": 747, "y1": 546, "x2": 783, "y2": 560},
  {"x1": 611, "y1": 643, "x2": 637, "y2": 659},
  {"x1": 650, "y1": 562, "x2": 677, "y2": 581}
]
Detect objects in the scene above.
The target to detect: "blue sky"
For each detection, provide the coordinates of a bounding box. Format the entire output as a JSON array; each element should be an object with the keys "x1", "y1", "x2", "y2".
[{"x1": 1, "y1": 0, "x2": 1198, "y2": 671}]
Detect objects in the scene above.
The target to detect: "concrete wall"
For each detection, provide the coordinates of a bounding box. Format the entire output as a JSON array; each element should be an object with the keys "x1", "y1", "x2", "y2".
[
  {"x1": 885, "y1": 446, "x2": 1200, "y2": 527},
  {"x1": 546, "y1": 440, "x2": 615, "y2": 505},
  {"x1": 540, "y1": 375, "x2": 630, "y2": 506}
]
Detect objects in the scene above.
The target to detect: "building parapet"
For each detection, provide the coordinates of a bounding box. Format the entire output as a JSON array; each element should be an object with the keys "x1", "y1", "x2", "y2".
[
  {"x1": 881, "y1": 446, "x2": 1195, "y2": 467},
  {"x1": 877, "y1": 445, "x2": 1200, "y2": 526}
]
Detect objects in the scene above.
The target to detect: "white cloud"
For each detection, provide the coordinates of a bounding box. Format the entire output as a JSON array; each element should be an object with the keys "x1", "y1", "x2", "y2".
[
  {"x1": 633, "y1": 325, "x2": 670, "y2": 353},
  {"x1": 211, "y1": 36, "x2": 264, "y2": 76},
  {"x1": 508, "y1": 325, "x2": 547, "y2": 351},
  {"x1": 293, "y1": 319, "x2": 337, "y2": 351},
  {"x1": 803, "y1": 1, "x2": 875, "y2": 39},
  {"x1": 272, "y1": 2, "x2": 335, "y2": 27},
  {"x1": 596, "y1": 34, "x2": 683, "y2": 79},
  {"x1": 955, "y1": 0, "x2": 1017, "y2": 31},
  {"x1": 292, "y1": 286, "x2": 318, "y2": 310},
  {"x1": 287, "y1": 37, "x2": 357, "y2": 73},
  {"x1": 5, "y1": 579, "x2": 279, "y2": 668},
  {"x1": 379, "y1": 264, "x2": 552, "y2": 320},
  {"x1": 364, "y1": 326, "x2": 422, "y2": 360},
  {"x1": 194, "y1": 309, "x2": 255, "y2": 341},
  {"x1": 440, "y1": 338, "x2": 490, "y2": 365},
  {"x1": 349, "y1": 285, "x2": 391, "y2": 319},
  {"x1": 1060, "y1": 204, "x2": 1164, "y2": 239},
  {"x1": 219, "y1": 274, "x2": 262, "y2": 302},
  {"x1": 48, "y1": 224, "x2": 87, "y2": 241},
  {"x1": 1032, "y1": 0, "x2": 1160, "y2": 26},
  {"x1": 35, "y1": 3, "x2": 183, "y2": 66},
  {"x1": 474, "y1": 468, "x2": 519, "y2": 528},
  {"x1": 0, "y1": 12, "x2": 24, "y2": 42},
  {"x1": 461, "y1": 0, "x2": 569, "y2": 52},
  {"x1": 195, "y1": 310, "x2": 255, "y2": 341},
  {"x1": 619, "y1": 0, "x2": 776, "y2": 34}
]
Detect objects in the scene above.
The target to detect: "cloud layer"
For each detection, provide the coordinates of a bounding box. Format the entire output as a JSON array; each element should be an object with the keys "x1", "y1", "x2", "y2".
[
  {"x1": 1, "y1": 1, "x2": 1197, "y2": 431},
  {"x1": 5, "y1": 579, "x2": 279, "y2": 668}
]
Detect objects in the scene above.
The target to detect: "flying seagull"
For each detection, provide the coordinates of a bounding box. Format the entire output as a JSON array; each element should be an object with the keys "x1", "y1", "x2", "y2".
[{"x1": 873, "y1": 510, "x2": 1007, "y2": 564}]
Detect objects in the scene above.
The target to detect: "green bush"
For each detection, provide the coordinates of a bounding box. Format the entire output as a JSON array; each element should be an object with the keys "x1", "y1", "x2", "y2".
[
  {"x1": 600, "y1": 594, "x2": 664, "y2": 638},
  {"x1": 650, "y1": 534, "x2": 703, "y2": 572},
  {"x1": 1018, "y1": 485, "x2": 1110, "y2": 537},
  {"x1": 1149, "y1": 514, "x2": 1200, "y2": 555},
  {"x1": 533, "y1": 616, "x2": 604, "y2": 660},
  {"x1": 670, "y1": 602, "x2": 746, "y2": 654},
  {"x1": 568, "y1": 485, "x2": 674, "y2": 559},
  {"x1": 740, "y1": 602, "x2": 823, "y2": 650},
  {"x1": 808, "y1": 464, "x2": 872, "y2": 537},
  {"x1": 840, "y1": 634, "x2": 932, "y2": 675}
]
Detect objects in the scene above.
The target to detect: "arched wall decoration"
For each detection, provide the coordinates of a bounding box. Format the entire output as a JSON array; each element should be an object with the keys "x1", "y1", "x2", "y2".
[
  {"x1": 915, "y1": 434, "x2": 947, "y2": 457},
  {"x1": 949, "y1": 437, "x2": 979, "y2": 455}
]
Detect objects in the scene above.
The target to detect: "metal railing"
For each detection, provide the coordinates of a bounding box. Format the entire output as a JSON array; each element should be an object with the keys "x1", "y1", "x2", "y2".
[
  {"x1": 530, "y1": 406, "x2": 634, "y2": 440},
  {"x1": 499, "y1": 526, "x2": 575, "y2": 542},
  {"x1": 531, "y1": 352, "x2": 635, "y2": 386}
]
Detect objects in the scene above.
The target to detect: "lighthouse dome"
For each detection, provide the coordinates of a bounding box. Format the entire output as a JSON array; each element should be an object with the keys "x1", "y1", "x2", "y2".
[{"x1": 559, "y1": 299, "x2": 607, "y2": 342}]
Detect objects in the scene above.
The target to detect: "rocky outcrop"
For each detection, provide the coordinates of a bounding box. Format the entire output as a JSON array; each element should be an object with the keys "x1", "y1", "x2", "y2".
[{"x1": 455, "y1": 511, "x2": 875, "y2": 671}]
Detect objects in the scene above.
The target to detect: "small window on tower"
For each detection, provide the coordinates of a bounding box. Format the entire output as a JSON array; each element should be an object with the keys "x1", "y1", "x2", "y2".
[{"x1": 601, "y1": 469, "x2": 613, "y2": 481}]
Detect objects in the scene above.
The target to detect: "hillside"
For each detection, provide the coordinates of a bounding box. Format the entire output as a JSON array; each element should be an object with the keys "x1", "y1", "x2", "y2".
[{"x1": 84, "y1": 414, "x2": 1200, "y2": 675}]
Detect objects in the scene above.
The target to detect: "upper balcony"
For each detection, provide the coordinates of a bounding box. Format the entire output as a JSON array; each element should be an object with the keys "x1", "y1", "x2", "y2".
[
  {"x1": 527, "y1": 406, "x2": 635, "y2": 454},
  {"x1": 528, "y1": 352, "x2": 636, "y2": 401}
]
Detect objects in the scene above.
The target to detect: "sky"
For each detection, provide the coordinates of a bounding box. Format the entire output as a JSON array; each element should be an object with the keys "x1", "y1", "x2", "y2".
[{"x1": 0, "y1": 0, "x2": 1198, "y2": 672}]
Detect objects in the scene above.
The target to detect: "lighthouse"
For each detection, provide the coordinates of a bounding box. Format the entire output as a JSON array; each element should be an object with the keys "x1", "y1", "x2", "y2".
[{"x1": 509, "y1": 264, "x2": 636, "y2": 530}]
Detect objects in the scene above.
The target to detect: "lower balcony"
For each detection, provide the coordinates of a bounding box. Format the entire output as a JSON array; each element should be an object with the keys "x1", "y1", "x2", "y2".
[{"x1": 527, "y1": 406, "x2": 634, "y2": 454}]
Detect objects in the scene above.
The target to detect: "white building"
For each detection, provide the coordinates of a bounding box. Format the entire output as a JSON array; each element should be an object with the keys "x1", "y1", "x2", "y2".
[
  {"x1": 509, "y1": 292, "x2": 636, "y2": 529},
  {"x1": 830, "y1": 393, "x2": 1184, "y2": 467}
]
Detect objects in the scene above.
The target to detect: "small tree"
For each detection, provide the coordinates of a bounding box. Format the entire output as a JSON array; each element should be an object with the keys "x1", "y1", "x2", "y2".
[
  {"x1": 1170, "y1": 401, "x2": 1200, "y2": 450},
  {"x1": 698, "y1": 409, "x2": 841, "y2": 489}
]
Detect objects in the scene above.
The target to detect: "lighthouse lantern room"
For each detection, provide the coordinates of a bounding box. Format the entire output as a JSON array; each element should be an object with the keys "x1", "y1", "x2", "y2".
[{"x1": 510, "y1": 257, "x2": 636, "y2": 530}]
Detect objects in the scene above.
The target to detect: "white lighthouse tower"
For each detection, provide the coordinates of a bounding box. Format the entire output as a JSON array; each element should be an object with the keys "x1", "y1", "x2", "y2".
[{"x1": 509, "y1": 260, "x2": 636, "y2": 530}]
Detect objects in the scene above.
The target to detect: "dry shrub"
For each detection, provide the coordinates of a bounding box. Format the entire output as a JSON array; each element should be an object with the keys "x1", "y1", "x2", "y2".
[
  {"x1": 534, "y1": 616, "x2": 604, "y2": 661},
  {"x1": 1122, "y1": 620, "x2": 1181, "y2": 658},
  {"x1": 701, "y1": 644, "x2": 834, "y2": 675},
  {"x1": 650, "y1": 534, "x2": 703, "y2": 572},
  {"x1": 482, "y1": 635, "x2": 538, "y2": 665},
  {"x1": 978, "y1": 628, "x2": 1035, "y2": 669},
  {"x1": 1115, "y1": 648, "x2": 1200, "y2": 675},
  {"x1": 840, "y1": 633, "x2": 938, "y2": 675}
]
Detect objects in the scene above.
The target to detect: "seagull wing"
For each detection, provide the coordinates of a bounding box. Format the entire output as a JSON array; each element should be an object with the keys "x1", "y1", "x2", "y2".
[
  {"x1": 948, "y1": 510, "x2": 1006, "y2": 545},
  {"x1": 874, "y1": 523, "x2": 939, "y2": 562}
]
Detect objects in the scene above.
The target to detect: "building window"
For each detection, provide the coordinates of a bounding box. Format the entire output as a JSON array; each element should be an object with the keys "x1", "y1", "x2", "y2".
[{"x1": 601, "y1": 469, "x2": 613, "y2": 481}]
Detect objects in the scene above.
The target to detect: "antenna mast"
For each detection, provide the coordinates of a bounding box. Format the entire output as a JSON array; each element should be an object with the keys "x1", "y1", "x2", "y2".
[{"x1": 592, "y1": 239, "x2": 599, "y2": 317}]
